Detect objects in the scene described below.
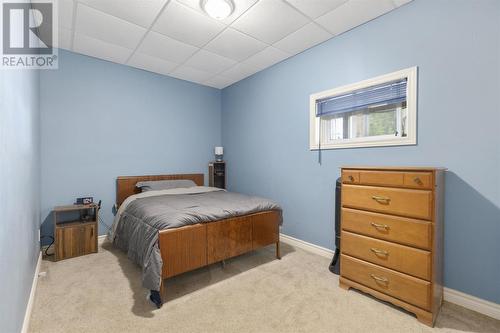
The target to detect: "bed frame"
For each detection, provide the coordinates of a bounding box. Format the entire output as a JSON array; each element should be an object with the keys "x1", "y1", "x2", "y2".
[{"x1": 116, "y1": 173, "x2": 281, "y2": 299}]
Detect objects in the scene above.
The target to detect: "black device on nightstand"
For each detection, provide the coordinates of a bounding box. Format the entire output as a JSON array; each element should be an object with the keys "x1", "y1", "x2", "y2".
[
  {"x1": 209, "y1": 161, "x2": 226, "y2": 189},
  {"x1": 76, "y1": 196, "x2": 93, "y2": 205}
]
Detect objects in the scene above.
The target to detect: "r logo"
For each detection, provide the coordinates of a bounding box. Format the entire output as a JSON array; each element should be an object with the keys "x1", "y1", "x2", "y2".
[{"x1": 2, "y1": 2, "x2": 53, "y2": 54}]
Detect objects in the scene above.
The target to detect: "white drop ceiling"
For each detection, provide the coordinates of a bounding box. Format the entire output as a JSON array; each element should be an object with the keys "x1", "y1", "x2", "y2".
[{"x1": 55, "y1": 0, "x2": 412, "y2": 89}]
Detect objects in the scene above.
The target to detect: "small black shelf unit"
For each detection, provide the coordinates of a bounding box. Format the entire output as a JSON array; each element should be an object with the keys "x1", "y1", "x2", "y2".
[{"x1": 209, "y1": 161, "x2": 226, "y2": 189}]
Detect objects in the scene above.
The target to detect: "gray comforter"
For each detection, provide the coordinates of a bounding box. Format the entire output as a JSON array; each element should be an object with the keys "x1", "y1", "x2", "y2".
[{"x1": 112, "y1": 188, "x2": 282, "y2": 292}]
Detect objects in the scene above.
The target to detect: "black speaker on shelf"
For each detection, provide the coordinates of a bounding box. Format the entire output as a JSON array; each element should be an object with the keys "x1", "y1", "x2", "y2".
[{"x1": 209, "y1": 161, "x2": 226, "y2": 189}]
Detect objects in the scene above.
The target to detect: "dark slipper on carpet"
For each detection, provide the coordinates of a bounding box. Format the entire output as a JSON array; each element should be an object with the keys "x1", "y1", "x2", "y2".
[{"x1": 149, "y1": 290, "x2": 163, "y2": 308}]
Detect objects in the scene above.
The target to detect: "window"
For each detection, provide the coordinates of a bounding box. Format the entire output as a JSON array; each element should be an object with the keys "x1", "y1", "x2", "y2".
[{"x1": 310, "y1": 67, "x2": 417, "y2": 150}]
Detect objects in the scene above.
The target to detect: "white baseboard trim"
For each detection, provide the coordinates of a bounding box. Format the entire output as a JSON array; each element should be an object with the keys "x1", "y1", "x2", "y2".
[
  {"x1": 280, "y1": 233, "x2": 334, "y2": 258},
  {"x1": 98, "y1": 234, "x2": 107, "y2": 244},
  {"x1": 443, "y1": 287, "x2": 500, "y2": 320},
  {"x1": 280, "y1": 233, "x2": 500, "y2": 320},
  {"x1": 21, "y1": 251, "x2": 42, "y2": 333}
]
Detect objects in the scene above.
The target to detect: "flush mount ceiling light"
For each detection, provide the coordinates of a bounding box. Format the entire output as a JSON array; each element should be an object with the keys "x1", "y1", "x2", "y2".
[{"x1": 201, "y1": 0, "x2": 234, "y2": 20}]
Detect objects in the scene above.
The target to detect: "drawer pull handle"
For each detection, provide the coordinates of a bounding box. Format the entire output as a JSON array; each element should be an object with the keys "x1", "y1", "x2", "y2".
[
  {"x1": 372, "y1": 195, "x2": 391, "y2": 204},
  {"x1": 348, "y1": 175, "x2": 355, "y2": 182},
  {"x1": 413, "y1": 177, "x2": 423, "y2": 185},
  {"x1": 370, "y1": 248, "x2": 389, "y2": 256},
  {"x1": 370, "y1": 274, "x2": 389, "y2": 284},
  {"x1": 370, "y1": 222, "x2": 390, "y2": 230}
]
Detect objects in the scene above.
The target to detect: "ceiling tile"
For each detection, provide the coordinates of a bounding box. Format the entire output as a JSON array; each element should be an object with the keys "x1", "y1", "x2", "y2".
[
  {"x1": 219, "y1": 62, "x2": 259, "y2": 81},
  {"x1": 315, "y1": 0, "x2": 396, "y2": 36},
  {"x1": 73, "y1": 33, "x2": 132, "y2": 63},
  {"x1": 63, "y1": 0, "x2": 404, "y2": 87},
  {"x1": 78, "y1": 0, "x2": 168, "y2": 28},
  {"x1": 56, "y1": 28, "x2": 73, "y2": 50},
  {"x1": 184, "y1": 50, "x2": 237, "y2": 74},
  {"x1": 127, "y1": 52, "x2": 178, "y2": 76},
  {"x1": 75, "y1": 4, "x2": 146, "y2": 49},
  {"x1": 203, "y1": 75, "x2": 236, "y2": 89},
  {"x1": 285, "y1": 0, "x2": 347, "y2": 19},
  {"x1": 241, "y1": 47, "x2": 289, "y2": 71},
  {"x1": 153, "y1": 1, "x2": 225, "y2": 47},
  {"x1": 169, "y1": 65, "x2": 214, "y2": 84},
  {"x1": 274, "y1": 22, "x2": 331, "y2": 55},
  {"x1": 204, "y1": 28, "x2": 266, "y2": 61},
  {"x1": 59, "y1": 0, "x2": 75, "y2": 30},
  {"x1": 138, "y1": 31, "x2": 199, "y2": 63},
  {"x1": 176, "y1": 0, "x2": 258, "y2": 25},
  {"x1": 232, "y1": 0, "x2": 309, "y2": 44},
  {"x1": 393, "y1": 0, "x2": 413, "y2": 6}
]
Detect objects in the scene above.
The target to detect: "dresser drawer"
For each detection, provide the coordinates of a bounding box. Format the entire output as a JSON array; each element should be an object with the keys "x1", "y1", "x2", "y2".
[
  {"x1": 342, "y1": 170, "x2": 433, "y2": 189},
  {"x1": 342, "y1": 170, "x2": 359, "y2": 184},
  {"x1": 358, "y1": 170, "x2": 404, "y2": 187},
  {"x1": 341, "y1": 255, "x2": 431, "y2": 310},
  {"x1": 403, "y1": 172, "x2": 433, "y2": 189},
  {"x1": 341, "y1": 231, "x2": 431, "y2": 280},
  {"x1": 342, "y1": 208, "x2": 432, "y2": 249},
  {"x1": 342, "y1": 185, "x2": 433, "y2": 220}
]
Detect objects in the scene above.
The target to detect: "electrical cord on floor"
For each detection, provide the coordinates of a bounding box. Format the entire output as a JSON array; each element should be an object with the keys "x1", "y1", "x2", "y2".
[
  {"x1": 96, "y1": 200, "x2": 113, "y2": 238},
  {"x1": 40, "y1": 235, "x2": 54, "y2": 256},
  {"x1": 99, "y1": 215, "x2": 113, "y2": 237}
]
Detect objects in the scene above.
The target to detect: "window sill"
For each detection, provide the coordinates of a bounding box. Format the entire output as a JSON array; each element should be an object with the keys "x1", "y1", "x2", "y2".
[{"x1": 309, "y1": 137, "x2": 416, "y2": 150}]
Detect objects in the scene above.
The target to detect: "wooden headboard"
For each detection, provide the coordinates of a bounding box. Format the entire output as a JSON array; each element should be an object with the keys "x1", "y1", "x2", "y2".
[{"x1": 116, "y1": 173, "x2": 204, "y2": 206}]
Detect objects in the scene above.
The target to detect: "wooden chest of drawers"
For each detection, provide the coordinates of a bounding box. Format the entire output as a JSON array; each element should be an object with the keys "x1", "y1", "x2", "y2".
[{"x1": 339, "y1": 167, "x2": 445, "y2": 326}]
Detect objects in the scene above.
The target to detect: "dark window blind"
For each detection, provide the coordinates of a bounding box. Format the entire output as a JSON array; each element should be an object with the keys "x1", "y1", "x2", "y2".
[{"x1": 316, "y1": 78, "x2": 407, "y2": 117}]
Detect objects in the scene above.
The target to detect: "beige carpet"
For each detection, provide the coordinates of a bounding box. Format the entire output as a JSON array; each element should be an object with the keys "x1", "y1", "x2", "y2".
[{"x1": 29, "y1": 241, "x2": 500, "y2": 333}]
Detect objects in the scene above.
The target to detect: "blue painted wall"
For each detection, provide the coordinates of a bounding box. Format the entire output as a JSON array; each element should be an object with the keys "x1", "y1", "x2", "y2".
[
  {"x1": 221, "y1": 0, "x2": 500, "y2": 303},
  {"x1": 40, "y1": 50, "x2": 221, "y2": 238},
  {"x1": 0, "y1": 69, "x2": 40, "y2": 331}
]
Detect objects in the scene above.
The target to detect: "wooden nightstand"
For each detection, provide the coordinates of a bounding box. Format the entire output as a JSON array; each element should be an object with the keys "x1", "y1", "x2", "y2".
[{"x1": 53, "y1": 204, "x2": 99, "y2": 261}]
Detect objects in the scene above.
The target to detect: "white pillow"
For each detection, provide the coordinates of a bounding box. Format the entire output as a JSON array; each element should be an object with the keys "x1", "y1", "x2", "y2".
[{"x1": 136, "y1": 180, "x2": 196, "y2": 192}]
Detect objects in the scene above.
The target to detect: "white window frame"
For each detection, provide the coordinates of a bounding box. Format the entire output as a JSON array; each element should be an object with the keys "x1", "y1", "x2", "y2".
[{"x1": 309, "y1": 67, "x2": 417, "y2": 150}]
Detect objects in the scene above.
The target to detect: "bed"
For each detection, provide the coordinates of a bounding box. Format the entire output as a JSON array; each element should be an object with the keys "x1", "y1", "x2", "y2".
[{"x1": 111, "y1": 173, "x2": 282, "y2": 307}]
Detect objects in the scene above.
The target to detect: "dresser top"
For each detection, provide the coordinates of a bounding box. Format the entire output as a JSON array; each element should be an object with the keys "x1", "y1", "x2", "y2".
[{"x1": 341, "y1": 166, "x2": 447, "y2": 171}]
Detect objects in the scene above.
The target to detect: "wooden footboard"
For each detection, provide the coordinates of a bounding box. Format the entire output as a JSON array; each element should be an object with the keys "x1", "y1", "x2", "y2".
[{"x1": 158, "y1": 210, "x2": 281, "y2": 283}]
